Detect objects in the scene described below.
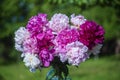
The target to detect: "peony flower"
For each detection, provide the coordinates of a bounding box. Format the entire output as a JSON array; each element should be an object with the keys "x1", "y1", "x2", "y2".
[
  {"x1": 36, "y1": 28, "x2": 55, "y2": 51},
  {"x1": 23, "y1": 53, "x2": 41, "y2": 72},
  {"x1": 14, "y1": 27, "x2": 30, "y2": 51},
  {"x1": 39, "y1": 49, "x2": 54, "y2": 67},
  {"x1": 23, "y1": 25, "x2": 54, "y2": 54},
  {"x1": 66, "y1": 41, "x2": 89, "y2": 66},
  {"x1": 26, "y1": 13, "x2": 48, "y2": 34},
  {"x1": 54, "y1": 28, "x2": 79, "y2": 53},
  {"x1": 79, "y1": 21, "x2": 105, "y2": 50},
  {"x1": 70, "y1": 14, "x2": 86, "y2": 28},
  {"x1": 25, "y1": 13, "x2": 54, "y2": 54},
  {"x1": 23, "y1": 37, "x2": 39, "y2": 54},
  {"x1": 55, "y1": 28, "x2": 79, "y2": 46},
  {"x1": 48, "y1": 13, "x2": 69, "y2": 33}
]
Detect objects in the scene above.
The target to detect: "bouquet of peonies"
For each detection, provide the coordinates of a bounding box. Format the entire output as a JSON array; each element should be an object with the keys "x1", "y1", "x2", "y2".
[{"x1": 14, "y1": 13, "x2": 105, "y2": 80}]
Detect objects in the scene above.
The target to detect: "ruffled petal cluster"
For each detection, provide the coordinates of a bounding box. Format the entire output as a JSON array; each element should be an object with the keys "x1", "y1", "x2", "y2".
[
  {"x1": 39, "y1": 49, "x2": 54, "y2": 67},
  {"x1": 26, "y1": 13, "x2": 48, "y2": 35},
  {"x1": 23, "y1": 53, "x2": 41, "y2": 72},
  {"x1": 59, "y1": 41, "x2": 89, "y2": 66},
  {"x1": 14, "y1": 27, "x2": 30, "y2": 51},
  {"x1": 23, "y1": 37, "x2": 39, "y2": 53},
  {"x1": 79, "y1": 21, "x2": 105, "y2": 49},
  {"x1": 48, "y1": 13, "x2": 69, "y2": 33},
  {"x1": 54, "y1": 28, "x2": 80, "y2": 53}
]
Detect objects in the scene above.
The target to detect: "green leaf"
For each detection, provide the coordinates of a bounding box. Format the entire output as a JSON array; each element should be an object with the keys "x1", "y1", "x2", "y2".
[{"x1": 46, "y1": 68, "x2": 55, "y2": 80}]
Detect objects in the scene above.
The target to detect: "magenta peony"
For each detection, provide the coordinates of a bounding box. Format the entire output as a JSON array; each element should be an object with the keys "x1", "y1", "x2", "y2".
[
  {"x1": 79, "y1": 21, "x2": 105, "y2": 49},
  {"x1": 26, "y1": 13, "x2": 48, "y2": 34},
  {"x1": 39, "y1": 49, "x2": 54, "y2": 67}
]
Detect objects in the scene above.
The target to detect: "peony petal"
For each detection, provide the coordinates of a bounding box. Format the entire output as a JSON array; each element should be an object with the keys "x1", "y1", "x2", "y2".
[{"x1": 44, "y1": 61, "x2": 50, "y2": 67}]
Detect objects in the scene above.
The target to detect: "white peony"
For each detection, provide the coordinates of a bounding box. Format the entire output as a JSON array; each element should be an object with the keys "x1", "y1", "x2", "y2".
[
  {"x1": 14, "y1": 27, "x2": 30, "y2": 51},
  {"x1": 23, "y1": 53, "x2": 41, "y2": 72}
]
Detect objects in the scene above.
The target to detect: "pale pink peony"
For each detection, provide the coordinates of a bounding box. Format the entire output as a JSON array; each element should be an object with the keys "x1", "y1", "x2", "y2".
[
  {"x1": 23, "y1": 37, "x2": 39, "y2": 54},
  {"x1": 66, "y1": 41, "x2": 89, "y2": 65},
  {"x1": 59, "y1": 41, "x2": 89, "y2": 65},
  {"x1": 48, "y1": 13, "x2": 69, "y2": 33}
]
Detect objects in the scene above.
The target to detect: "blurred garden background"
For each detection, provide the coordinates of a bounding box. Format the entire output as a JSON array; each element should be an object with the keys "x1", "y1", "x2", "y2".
[{"x1": 0, "y1": 0, "x2": 120, "y2": 80}]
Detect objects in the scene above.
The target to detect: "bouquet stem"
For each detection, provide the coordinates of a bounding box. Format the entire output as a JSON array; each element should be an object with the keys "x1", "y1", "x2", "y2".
[{"x1": 46, "y1": 57, "x2": 71, "y2": 80}]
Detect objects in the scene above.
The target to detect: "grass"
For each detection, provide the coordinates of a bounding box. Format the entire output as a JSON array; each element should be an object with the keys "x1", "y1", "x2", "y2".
[{"x1": 0, "y1": 56, "x2": 120, "y2": 80}]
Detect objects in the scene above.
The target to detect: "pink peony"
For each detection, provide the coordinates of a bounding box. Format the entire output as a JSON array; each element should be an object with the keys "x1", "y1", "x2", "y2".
[
  {"x1": 26, "y1": 13, "x2": 48, "y2": 34},
  {"x1": 55, "y1": 28, "x2": 79, "y2": 46},
  {"x1": 39, "y1": 49, "x2": 54, "y2": 67},
  {"x1": 54, "y1": 28, "x2": 79, "y2": 53},
  {"x1": 36, "y1": 28, "x2": 54, "y2": 51},
  {"x1": 24, "y1": 12, "x2": 55, "y2": 55},
  {"x1": 23, "y1": 37, "x2": 39, "y2": 54},
  {"x1": 79, "y1": 21, "x2": 105, "y2": 49}
]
